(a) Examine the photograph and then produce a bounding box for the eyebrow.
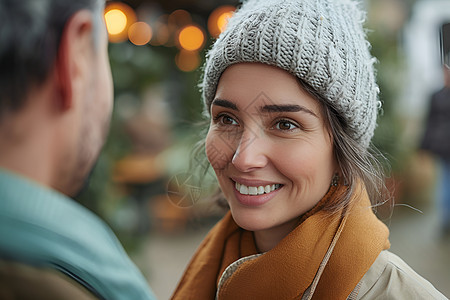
[211,99,318,118]
[211,99,239,111]
[261,104,318,117]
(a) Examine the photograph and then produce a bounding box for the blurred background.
[75,0,450,298]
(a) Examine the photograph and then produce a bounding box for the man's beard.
[73,161,97,200]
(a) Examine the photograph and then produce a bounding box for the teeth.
[235,181,281,195]
[240,185,249,195]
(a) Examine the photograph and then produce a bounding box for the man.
[421,64,450,236]
[0,0,156,298]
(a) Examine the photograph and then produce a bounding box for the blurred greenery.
[366,0,433,206]
[368,21,407,172]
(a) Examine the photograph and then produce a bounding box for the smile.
[235,181,283,195]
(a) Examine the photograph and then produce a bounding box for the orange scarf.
[171,184,390,299]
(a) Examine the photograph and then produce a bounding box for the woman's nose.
[231,129,268,172]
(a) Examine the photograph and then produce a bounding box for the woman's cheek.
[205,130,235,172]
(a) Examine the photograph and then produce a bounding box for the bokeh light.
[151,23,170,46]
[104,2,136,43]
[217,11,234,32]
[207,5,236,38]
[177,25,205,51]
[150,15,171,46]
[175,50,201,72]
[168,10,192,29]
[128,22,152,46]
[105,9,127,34]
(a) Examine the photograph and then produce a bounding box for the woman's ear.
[55,10,95,112]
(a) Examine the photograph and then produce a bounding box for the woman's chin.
[229,209,273,232]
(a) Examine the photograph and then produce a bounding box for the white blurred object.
[402,0,450,119]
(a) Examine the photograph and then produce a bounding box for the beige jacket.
[354,250,447,299]
[218,250,447,299]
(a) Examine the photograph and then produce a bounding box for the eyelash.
[213,113,239,126]
[271,118,300,131]
[212,113,301,132]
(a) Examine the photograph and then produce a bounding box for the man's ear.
[55,10,95,111]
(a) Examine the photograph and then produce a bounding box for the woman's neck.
[253,218,299,252]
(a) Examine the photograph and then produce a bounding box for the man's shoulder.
[0,169,156,300]
[0,168,117,263]
[357,250,447,299]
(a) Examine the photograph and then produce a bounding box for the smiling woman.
[171,0,447,299]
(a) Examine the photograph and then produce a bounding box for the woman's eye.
[275,120,298,131]
[215,114,238,126]
[222,115,237,125]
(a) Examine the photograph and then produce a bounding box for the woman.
[172,0,446,299]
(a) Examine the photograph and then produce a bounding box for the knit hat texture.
[201,0,380,149]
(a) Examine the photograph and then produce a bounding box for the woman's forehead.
[214,63,322,114]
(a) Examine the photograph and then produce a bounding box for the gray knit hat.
[201,0,380,149]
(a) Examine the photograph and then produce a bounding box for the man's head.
[0,0,113,196]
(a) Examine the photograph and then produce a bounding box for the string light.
[168,9,192,29]
[128,22,152,46]
[207,5,235,38]
[175,50,201,72]
[177,25,205,51]
[105,9,127,35]
[104,2,136,43]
